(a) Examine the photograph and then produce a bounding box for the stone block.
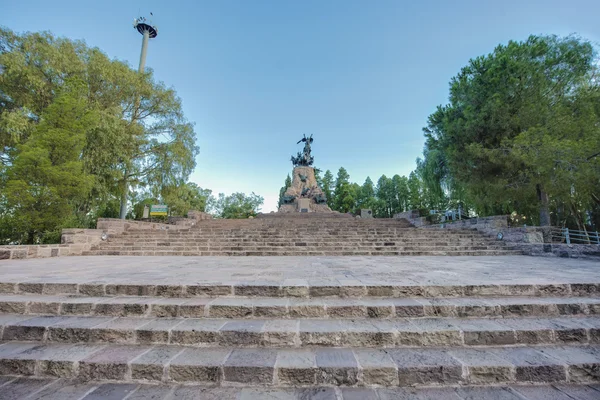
[89,318,150,344]
[388,349,465,386]
[449,348,515,384]
[354,349,398,386]
[315,348,359,386]
[186,285,232,297]
[223,349,277,384]
[47,316,113,343]
[169,348,229,383]
[219,320,265,346]
[275,349,316,385]
[170,319,226,345]
[3,316,66,341]
[79,345,150,380]
[262,320,298,347]
[135,318,181,344]
[491,348,567,383]
[209,298,253,318]
[289,299,326,318]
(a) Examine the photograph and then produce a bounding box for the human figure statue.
[291,134,314,166]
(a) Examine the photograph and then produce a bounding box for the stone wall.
[395,210,599,259]
[96,218,195,235]
[0,212,206,260]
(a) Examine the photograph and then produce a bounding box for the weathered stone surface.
[82,383,139,400]
[491,348,567,383]
[276,349,316,385]
[46,316,113,343]
[169,348,229,382]
[79,345,149,380]
[178,298,211,318]
[341,388,379,400]
[2,316,66,341]
[289,299,326,318]
[209,298,253,318]
[449,348,514,384]
[262,320,298,347]
[388,349,465,386]
[124,385,175,400]
[354,349,398,385]
[457,319,517,346]
[223,349,277,384]
[219,320,265,346]
[456,386,524,400]
[89,318,150,344]
[170,386,240,400]
[536,346,600,383]
[170,319,226,345]
[315,348,358,385]
[130,346,182,381]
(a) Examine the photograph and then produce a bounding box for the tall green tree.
[422,35,599,226]
[2,81,96,243]
[321,170,334,205]
[0,27,199,241]
[277,174,292,208]
[212,192,264,219]
[333,167,355,213]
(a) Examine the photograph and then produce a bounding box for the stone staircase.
[0,278,599,398]
[82,217,522,256]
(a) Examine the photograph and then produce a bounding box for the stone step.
[0,342,598,386]
[1,314,598,348]
[1,379,598,400]
[82,250,524,257]
[2,294,599,319]
[93,245,512,252]
[3,281,597,299]
[105,237,502,244]
[119,232,485,238]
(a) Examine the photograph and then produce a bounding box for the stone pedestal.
[278,166,333,213]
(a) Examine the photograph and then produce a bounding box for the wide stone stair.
[0,279,599,398]
[83,217,522,256]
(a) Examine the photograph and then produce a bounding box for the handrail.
[550,227,600,245]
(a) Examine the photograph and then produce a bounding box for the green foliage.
[277,174,292,208]
[161,182,211,217]
[212,192,264,219]
[2,81,95,243]
[321,170,334,205]
[420,34,600,228]
[332,167,356,213]
[0,27,200,242]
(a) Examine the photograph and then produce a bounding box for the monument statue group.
[279,135,332,213]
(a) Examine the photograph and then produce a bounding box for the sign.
[150,205,168,216]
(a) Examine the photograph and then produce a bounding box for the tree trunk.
[119,177,128,220]
[537,184,550,226]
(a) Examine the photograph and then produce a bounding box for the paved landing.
[0,256,598,286]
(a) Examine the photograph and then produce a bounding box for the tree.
[161,182,211,217]
[421,35,599,226]
[333,167,355,213]
[212,192,264,219]
[321,170,334,206]
[407,171,424,211]
[0,27,199,243]
[2,81,96,243]
[277,174,292,208]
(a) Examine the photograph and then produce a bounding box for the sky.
[3,0,600,212]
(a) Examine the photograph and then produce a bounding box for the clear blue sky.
[3,1,599,212]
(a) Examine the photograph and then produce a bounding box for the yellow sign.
[150,205,168,216]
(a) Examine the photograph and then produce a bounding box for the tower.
[133,15,158,73]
